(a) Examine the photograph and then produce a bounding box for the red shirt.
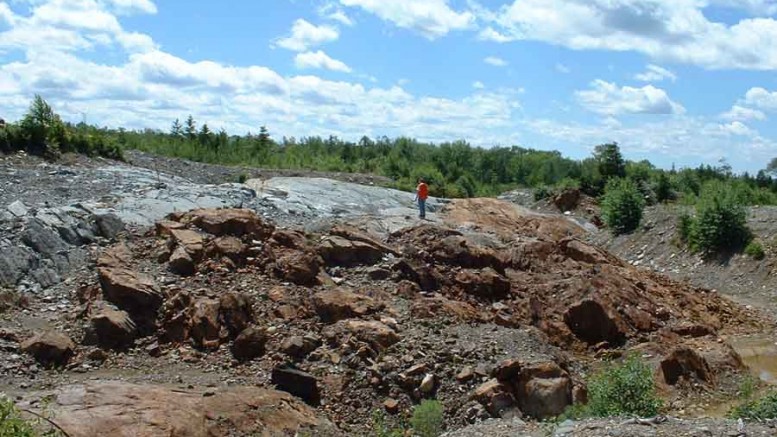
[417,183,428,200]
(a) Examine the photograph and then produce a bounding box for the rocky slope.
[0,152,774,436]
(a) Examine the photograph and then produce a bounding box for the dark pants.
[418,199,426,218]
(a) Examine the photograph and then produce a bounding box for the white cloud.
[100,0,157,15]
[634,64,677,82]
[478,27,512,42]
[294,50,352,73]
[484,56,507,67]
[274,19,339,52]
[555,63,570,74]
[473,81,485,89]
[319,3,354,26]
[339,0,474,39]
[478,0,777,70]
[719,121,756,136]
[575,80,685,116]
[745,87,777,109]
[0,2,17,26]
[721,104,767,121]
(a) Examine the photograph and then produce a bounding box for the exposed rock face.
[93,213,124,240]
[271,366,321,406]
[661,346,714,385]
[98,268,164,334]
[21,331,75,367]
[454,267,511,299]
[18,381,337,437]
[312,288,383,323]
[91,307,137,350]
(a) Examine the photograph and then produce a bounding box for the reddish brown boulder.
[219,292,253,338]
[185,208,274,239]
[21,331,75,367]
[271,249,322,286]
[514,362,572,419]
[455,267,511,299]
[158,290,193,344]
[564,299,627,346]
[189,298,221,350]
[561,238,611,265]
[231,326,267,361]
[471,379,515,416]
[170,229,204,258]
[96,243,132,268]
[318,235,388,266]
[155,219,186,236]
[312,288,383,323]
[281,335,321,359]
[326,320,400,351]
[91,307,137,350]
[208,236,246,263]
[168,247,195,276]
[98,267,164,334]
[553,189,580,212]
[660,345,714,385]
[271,366,320,406]
[19,381,336,437]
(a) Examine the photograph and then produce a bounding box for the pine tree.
[170,119,183,137]
[185,115,196,140]
[594,143,626,181]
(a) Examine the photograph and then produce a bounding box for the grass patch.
[730,391,777,420]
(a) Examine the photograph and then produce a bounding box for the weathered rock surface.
[18,381,337,437]
[98,267,164,333]
[271,366,321,406]
[91,306,137,350]
[231,326,267,361]
[312,288,383,322]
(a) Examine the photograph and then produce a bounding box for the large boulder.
[312,288,383,323]
[169,229,204,259]
[231,326,267,361]
[21,331,75,367]
[660,346,714,385]
[514,362,572,419]
[563,299,627,347]
[93,213,124,240]
[318,235,387,267]
[168,247,195,276]
[326,320,400,351]
[271,249,321,286]
[91,307,137,350]
[18,381,337,437]
[219,292,253,338]
[0,246,34,287]
[96,243,133,268]
[189,298,221,350]
[271,366,321,406]
[552,189,580,212]
[471,379,515,416]
[98,268,164,334]
[184,208,274,239]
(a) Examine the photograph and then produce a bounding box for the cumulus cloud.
[339,0,474,39]
[745,87,777,109]
[484,56,507,67]
[575,80,685,116]
[319,3,354,26]
[473,81,485,89]
[721,104,767,121]
[634,64,677,82]
[294,50,352,73]
[100,0,157,15]
[274,19,339,52]
[476,0,777,70]
[477,27,512,42]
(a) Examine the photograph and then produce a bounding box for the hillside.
[0,151,775,436]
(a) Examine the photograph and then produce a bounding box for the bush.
[0,397,56,437]
[586,355,663,417]
[601,178,645,235]
[678,213,693,244]
[730,391,777,420]
[371,410,404,437]
[745,241,766,260]
[689,181,752,254]
[410,400,444,437]
[534,186,552,201]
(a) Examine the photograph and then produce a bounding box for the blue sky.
[3,1,777,172]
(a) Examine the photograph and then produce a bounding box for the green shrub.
[730,391,777,420]
[678,213,693,244]
[586,355,663,417]
[601,178,646,235]
[654,172,672,203]
[745,241,766,260]
[534,186,552,201]
[410,400,444,437]
[236,173,248,184]
[689,181,752,254]
[0,397,49,437]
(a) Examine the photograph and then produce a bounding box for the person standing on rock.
[415,178,428,219]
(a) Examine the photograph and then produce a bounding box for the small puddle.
[730,334,777,384]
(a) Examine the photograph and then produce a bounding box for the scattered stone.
[456,367,475,383]
[420,373,435,393]
[312,288,383,323]
[94,213,124,240]
[7,200,28,217]
[189,298,221,350]
[384,398,400,414]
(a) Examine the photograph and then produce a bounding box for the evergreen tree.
[170,119,183,137]
[185,115,196,140]
[594,143,626,181]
